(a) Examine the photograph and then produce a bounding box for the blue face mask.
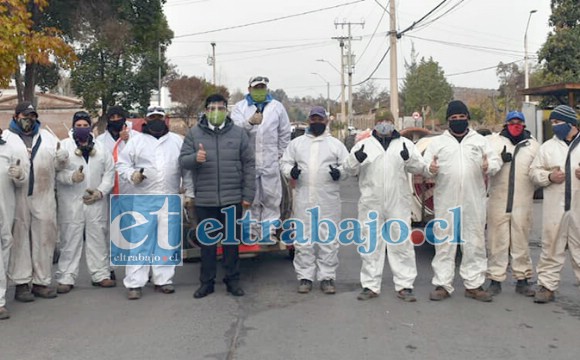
[552,123,572,140]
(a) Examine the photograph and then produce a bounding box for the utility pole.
[334,21,364,128]
[211,42,217,86]
[389,0,399,122]
[158,43,162,106]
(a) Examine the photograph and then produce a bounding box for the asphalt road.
[1,177,579,360]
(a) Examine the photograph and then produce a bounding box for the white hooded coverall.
[116,132,193,289]
[486,132,539,282]
[55,135,115,285]
[280,132,349,281]
[343,134,429,293]
[0,132,28,307]
[96,125,140,195]
[530,134,580,291]
[423,130,501,293]
[231,98,291,236]
[9,128,67,286]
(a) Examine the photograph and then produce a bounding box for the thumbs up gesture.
[501,145,512,163]
[549,166,565,184]
[8,159,23,180]
[131,168,147,185]
[72,165,85,183]
[55,142,69,163]
[196,143,207,163]
[290,162,301,180]
[429,155,439,175]
[328,165,340,181]
[120,124,130,141]
[400,142,410,161]
[354,144,367,164]
[482,154,489,174]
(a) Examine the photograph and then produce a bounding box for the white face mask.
[374,122,394,135]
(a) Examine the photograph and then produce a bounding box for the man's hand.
[429,155,439,175]
[249,112,263,125]
[354,144,367,164]
[549,166,565,184]
[290,162,301,180]
[72,165,85,183]
[82,189,102,205]
[329,165,340,181]
[120,124,130,142]
[196,143,206,163]
[400,142,409,161]
[131,168,146,185]
[8,159,23,180]
[242,200,251,208]
[501,145,512,163]
[55,142,69,163]
[576,163,580,181]
[184,196,195,209]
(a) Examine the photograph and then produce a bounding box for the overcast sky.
[163,0,552,101]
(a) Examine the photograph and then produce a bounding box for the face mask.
[309,123,326,136]
[250,89,268,103]
[552,123,572,141]
[73,127,92,143]
[107,120,126,133]
[18,117,35,132]
[208,110,227,127]
[507,123,524,137]
[449,120,468,134]
[374,122,395,136]
[146,119,168,136]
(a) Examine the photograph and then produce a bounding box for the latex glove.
[549,167,565,184]
[8,159,23,180]
[184,196,195,209]
[501,145,512,163]
[354,144,367,164]
[429,155,439,175]
[82,189,102,205]
[400,142,409,161]
[329,165,340,181]
[249,112,263,125]
[131,168,146,185]
[290,162,301,180]
[55,142,69,163]
[196,144,206,163]
[72,165,85,183]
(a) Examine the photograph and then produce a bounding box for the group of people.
[0,74,578,321]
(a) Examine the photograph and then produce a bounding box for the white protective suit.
[8,128,67,286]
[280,132,349,281]
[0,132,29,307]
[55,134,115,285]
[343,134,429,293]
[116,131,193,289]
[423,130,501,293]
[231,98,291,236]
[486,132,539,282]
[530,133,580,291]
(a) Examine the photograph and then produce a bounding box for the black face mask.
[107,120,126,133]
[449,120,468,134]
[144,119,168,138]
[309,123,326,137]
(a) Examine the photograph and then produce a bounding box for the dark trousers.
[195,204,241,285]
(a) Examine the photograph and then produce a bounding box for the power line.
[406,34,526,57]
[446,59,521,77]
[411,0,467,32]
[170,40,332,59]
[356,1,388,65]
[398,0,450,36]
[353,46,391,86]
[174,0,366,38]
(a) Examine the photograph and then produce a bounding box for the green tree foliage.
[537,0,580,83]
[167,75,229,123]
[352,81,390,115]
[496,62,524,113]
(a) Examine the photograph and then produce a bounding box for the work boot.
[397,288,417,302]
[297,279,313,294]
[486,280,502,296]
[533,286,555,304]
[357,288,379,301]
[515,279,535,297]
[0,306,9,320]
[429,286,450,301]
[110,270,116,281]
[14,284,35,303]
[193,284,214,299]
[57,283,73,294]
[92,278,116,288]
[127,287,142,300]
[32,285,57,299]
[465,287,493,302]
[320,279,336,294]
[154,284,175,294]
[224,280,244,297]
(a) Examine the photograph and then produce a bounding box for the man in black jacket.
[180,94,255,298]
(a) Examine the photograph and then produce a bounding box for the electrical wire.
[446,59,521,77]
[353,46,391,86]
[398,0,450,36]
[356,1,388,65]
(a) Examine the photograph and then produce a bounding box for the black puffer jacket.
[179,116,255,207]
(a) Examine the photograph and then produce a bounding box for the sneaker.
[0,306,9,320]
[515,279,535,297]
[297,279,313,294]
[429,286,450,301]
[534,286,555,304]
[92,278,116,288]
[487,280,502,296]
[397,288,417,302]
[154,284,175,294]
[57,283,74,294]
[320,279,336,294]
[127,287,142,300]
[224,280,244,297]
[31,285,57,299]
[193,284,215,299]
[14,284,35,303]
[357,288,379,300]
[465,287,493,302]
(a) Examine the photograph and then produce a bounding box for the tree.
[0,0,75,99]
[537,0,580,83]
[400,51,453,119]
[352,81,390,115]
[496,61,524,114]
[167,75,229,123]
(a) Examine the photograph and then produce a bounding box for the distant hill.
[453,87,499,107]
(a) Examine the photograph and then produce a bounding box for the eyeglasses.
[249,76,269,84]
[147,106,165,113]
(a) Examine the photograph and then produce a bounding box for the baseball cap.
[248,76,269,87]
[146,106,166,117]
[15,101,38,117]
[505,111,525,123]
[308,106,327,119]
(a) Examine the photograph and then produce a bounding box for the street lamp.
[311,72,331,115]
[317,58,346,124]
[316,59,341,74]
[524,9,537,103]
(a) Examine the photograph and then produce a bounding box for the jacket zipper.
[216,133,221,206]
